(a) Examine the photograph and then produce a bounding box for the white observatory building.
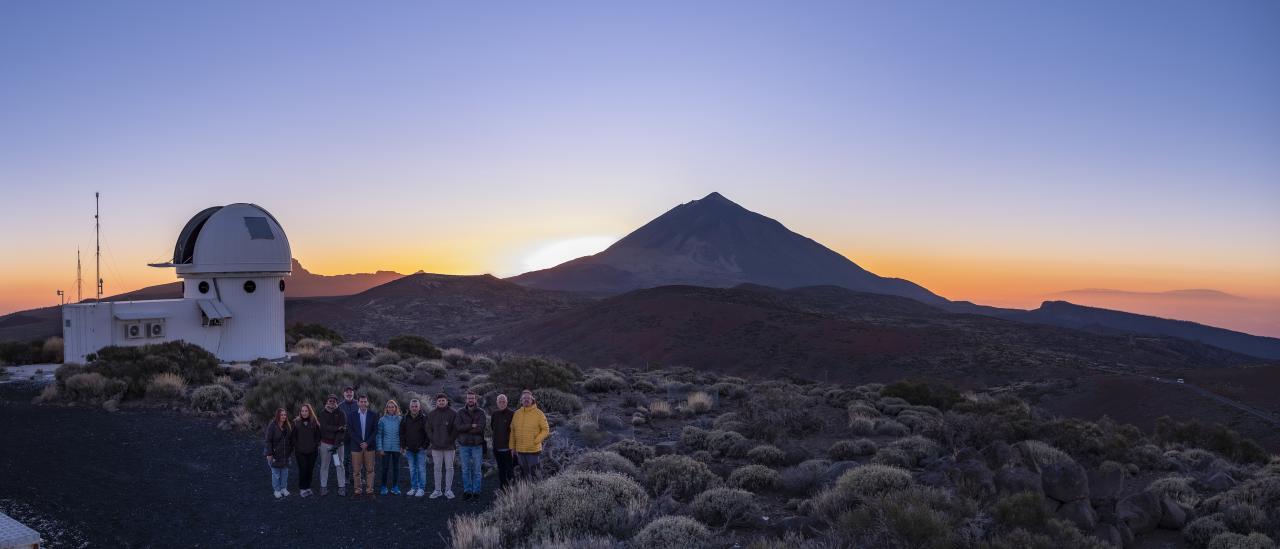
[62,203,292,363]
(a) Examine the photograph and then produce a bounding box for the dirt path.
[0,383,491,548]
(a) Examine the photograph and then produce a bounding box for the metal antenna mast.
[95,192,102,301]
[76,248,83,303]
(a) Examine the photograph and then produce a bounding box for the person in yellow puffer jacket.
[508,390,550,480]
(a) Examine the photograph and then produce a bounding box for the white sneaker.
[273,490,282,499]
[445,490,456,499]
[429,490,443,499]
[417,489,426,497]
[281,489,290,497]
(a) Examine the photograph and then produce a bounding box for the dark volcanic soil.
[0,383,492,548]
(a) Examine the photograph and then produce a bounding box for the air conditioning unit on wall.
[148,321,165,338]
[125,323,143,339]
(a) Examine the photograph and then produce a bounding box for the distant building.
[62,203,292,363]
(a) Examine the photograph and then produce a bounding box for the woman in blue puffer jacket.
[376,400,403,495]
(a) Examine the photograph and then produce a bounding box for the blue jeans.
[270,466,289,492]
[405,450,427,490]
[458,445,484,494]
[380,451,400,489]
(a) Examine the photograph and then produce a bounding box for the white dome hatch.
[157,203,292,275]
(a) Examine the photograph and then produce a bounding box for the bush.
[607,439,654,467]
[729,464,781,493]
[748,444,787,466]
[1222,504,1268,535]
[1156,416,1268,464]
[286,323,343,345]
[371,350,401,366]
[1185,516,1229,548]
[690,488,760,528]
[829,439,878,460]
[740,386,821,442]
[648,400,673,419]
[812,464,915,521]
[993,491,1050,532]
[631,516,711,549]
[880,379,962,411]
[244,365,406,421]
[190,384,235,412]
[455,472,648,546]
[644,455,722,501]
[489,356,580,391]
[0,337,63,365]
[442,348,471,367]
[874,418,911,437]
[533,388,584,415]
[872,447,914,468]
[781,459,831,496]
[709,382,747,400]
[886,435,942,466]
[849,417,876,436]
[706,429,748,457]
[87,341,219,399]
[63,373,123,401]
[145,372,187,399]
[835,485,975,549]
[686,391,714,413]
[375,364,410,381]
[1207,533,1276,549]
[1150,476,1201,507]
[569,451,639,479]
[583,372,626,393]
[386,334,441,359]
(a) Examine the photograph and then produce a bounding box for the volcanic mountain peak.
[510,192,942,302]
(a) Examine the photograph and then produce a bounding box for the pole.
[76,248,82,303]
[95,192,102,301]
[57,290,64,306]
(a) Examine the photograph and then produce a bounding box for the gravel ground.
[0,383,494,548]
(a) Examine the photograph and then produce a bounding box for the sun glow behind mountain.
[521,236,617,273]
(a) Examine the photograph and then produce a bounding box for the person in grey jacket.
[425,393,458,499]
[454,390,488,501]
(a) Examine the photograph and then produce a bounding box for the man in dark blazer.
[347,395,379,500]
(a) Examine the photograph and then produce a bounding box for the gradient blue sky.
[2,1,1277,330]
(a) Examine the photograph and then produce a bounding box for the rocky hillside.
[482,284,1257,386]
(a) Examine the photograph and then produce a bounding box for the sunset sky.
[1,2,1277,335]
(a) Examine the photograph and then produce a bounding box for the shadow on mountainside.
[0,383,488,548]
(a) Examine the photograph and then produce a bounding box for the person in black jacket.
[264,408,293,499]
[426,393,458,499]
[400,398,430,497]
[454,390,488,501]
[317,394,348,497]
[292,403,322,497]
[489,393,516,491]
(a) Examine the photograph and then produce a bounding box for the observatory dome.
[169,203,292,275]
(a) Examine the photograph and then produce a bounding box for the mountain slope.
[286,273,589,344]
[1000,301,1280,360]
[510,192,942,303]
[482,284,1256,385]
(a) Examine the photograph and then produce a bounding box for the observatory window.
[279,280,286,292]
[198,281,210,294]
[243,217,275,240]
[244,280,256,293]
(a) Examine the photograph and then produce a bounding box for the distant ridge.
[510,192,942,303]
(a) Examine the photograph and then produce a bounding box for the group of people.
[263,386,550,501]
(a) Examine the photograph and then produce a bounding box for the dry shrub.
[449,514,501,549]
[35,384,59,403]
[829,439,877,460]
[145,372,187,399]
[631,516,711,549]
[190,384,235,412]
[442,347,471,367]
[872,447,913,468]
[371,350,401,366]
[781,459,831,496]
[1150,476,1201,507]
[570,451,639,479]
[643,455,722,501]
[648,400,673,419]
[729,464,781,493]
[64,372,122,401]
[454,472,648,546]
[583,372,626,393]
[874,418,910,437]
[811,464,914,522]
[686,391,714,414]
[836,485,976,549]
[849,417,876,436]
[533,388,584,415]
[375,364,409,381]
[748,445,787,466]
[690,487,760,528]
[606,439,654,467]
